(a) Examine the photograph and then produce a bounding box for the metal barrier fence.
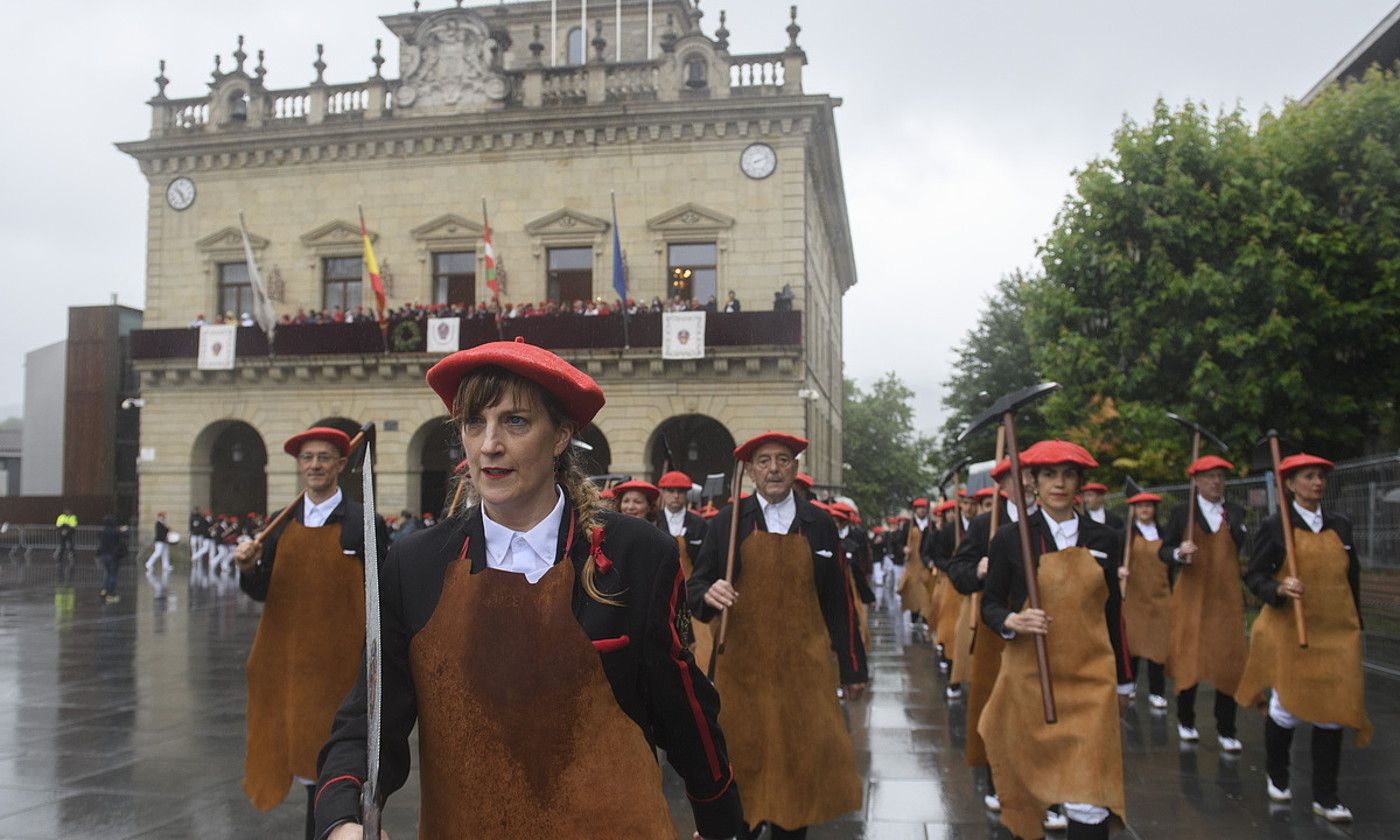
[0,524,108,556]
[1110,452,1400,676]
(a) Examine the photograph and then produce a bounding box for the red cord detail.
[667,567,723,779]
[589,526,612,574]
[686,767,736,803]
[314,775,363,809]
[455,535,470,565]
[590,634,630,653]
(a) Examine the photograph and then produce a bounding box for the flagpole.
[551,0,558,66]
[358,203,389,353]
[237,209,277,355]
[615,0,622,62]
[611,190,629,349]
[582,0,587,59]
[647,0,654,60]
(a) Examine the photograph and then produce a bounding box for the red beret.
[657,470,693,490]
[1187,455,1234,476]
[911,497,929,508]
[613,480,659,502]
[425,337,605,429]
[990,457,1012,480]
[830,501,857,521]
[1279,453,1334,476]
[811,499,834,515]
[972,486,995,499]
[599,487,616,499]
[957,488,967,498]
[283,426,351,458]
[700,504,720,519]
[885,516,899,524]
[734,432,808,462]
[1126,492,1162,505]
[1020,440,1098,469]
[933,500,956,515]
[1082,482,1108,493]
[795,472,815,488]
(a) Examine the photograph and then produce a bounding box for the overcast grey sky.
[1,0,1393,431]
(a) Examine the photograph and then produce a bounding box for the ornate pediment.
[524,208,611,237]
[300,219,373,253]
[395,9,509,114]
[646,203,735,234]
[196,226,269,255]
[410,213,483,245]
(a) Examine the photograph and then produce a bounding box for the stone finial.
[313,43,326,84]
[372,38,385,78]
[153,59,169,99]
[211,54,223,83]
[233,35,247,73]
[690,0,704,27]
[412,0,420,10]
[591,19,607,63]
[528,24,545,65]
[786,5,802,50]
[455,0,463,6]
[660,13,678,53]
[715,10,729,52]
[255,49,267,79]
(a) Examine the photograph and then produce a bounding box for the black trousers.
[745,823,807,839]
[1131,656,1166,697]
[1177,683,1237,737]
[1265,717,1344,808]
[305,783,316,840]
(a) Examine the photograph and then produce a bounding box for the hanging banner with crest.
[197,324,237,370]
[662,311,706,360]
[426,316,460,353]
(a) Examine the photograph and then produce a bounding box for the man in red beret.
[689,431,866,839]
[1080,482,1123,530]
[1159,455,1248,752]
[232,426,387,838]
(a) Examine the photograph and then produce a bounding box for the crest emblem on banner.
[198,324,237,370]
[427,316,461,353]
[663,311,706,360]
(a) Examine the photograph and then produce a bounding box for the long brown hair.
[451,366,616,604]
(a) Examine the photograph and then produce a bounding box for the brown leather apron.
[897,528,931,618]
[1236,528,1372,746]
[1167,523,1246,693]
[677,533,715,669]
[409,551,674,838]
[963,621,1004,768]
[244,521,365,810]
[980,547,1126,838]
[1123,536,1170,664]
[948,594,977,684]
[715,530,862,829]
[934,575,964,650]
[847,566,871,648]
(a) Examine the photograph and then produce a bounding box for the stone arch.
[312,416,364,504]
[406,416,461,518]
[190,420,268,517]
[574,425,612,477]
[645,414,735,487]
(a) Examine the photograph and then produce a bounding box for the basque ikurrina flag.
[482,198,500,301]
[358,205,388,323]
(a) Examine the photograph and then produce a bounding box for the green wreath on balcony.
[390,319,423,352]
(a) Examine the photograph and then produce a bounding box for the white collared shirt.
[1087,507,1106,524]
[665,506,687,537]
[961,516,970,531]
[1136,522,1160,541]
[1046,512,1080,551]
[1293,501,1323,533]
[757,490,796,534]
[914,516,929,532]
[482,487,566,584]
[1199,496,1225,533]
[838,524,850,539]
[302,488,344,528]
[1006,501,1036,524]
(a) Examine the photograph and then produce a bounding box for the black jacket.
[981,510,1132,684]
[316,503,743,840]
[841,525,876,605]
[154,519,170,543]
[885,523,907,565]
[657,508,709,557]
[1245,508,1361,622]
[945,501,1012,596]
[686,494,868,685]
[1158,497,1247,568]
[1085,508,1124,532]
[239,494,389,602]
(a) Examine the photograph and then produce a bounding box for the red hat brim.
[283,426,352,458]
[734,432,808,462]
[425,338,605,429]
[795,472,815,488]
[1020,440,1099,469]
[829,502,856,521]
[612,480,660,502]
[1187,455,1234,476]
[990,457,1012,480]
[1082,482,1108,493]
[1126,492,1162,505]
[657,470,693,490]
[972,487,995,499]
[911,498,929,508]
[1278,453,1334,476]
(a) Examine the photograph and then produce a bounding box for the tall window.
[566,27,584,65]
[218,262,252,318]
[323,256,362,311]
[547,247,593,304]
[433,251,476,306]
[668,243,717,305]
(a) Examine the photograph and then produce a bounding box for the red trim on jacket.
[839,553,860,673]
[666,567,724,781]
[686,768,737,803]
[590,634,630,653]
[314,775,362,809]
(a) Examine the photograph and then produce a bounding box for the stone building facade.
[118,0,856,523]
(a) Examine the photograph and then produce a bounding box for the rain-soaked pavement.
[1,551,1398,839]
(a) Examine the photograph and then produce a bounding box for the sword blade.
[361,442,383,838]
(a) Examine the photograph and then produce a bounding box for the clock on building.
[740,143,777,179]
[166,176,196,211]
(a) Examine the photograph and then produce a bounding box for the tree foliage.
[843,373,936,520]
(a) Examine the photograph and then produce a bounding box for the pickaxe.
[250,422,374,551]
[958,382,1060,724]
[1165,412,1229,552]
[969,425,1007,632]
[1255,430,1309,649]
[1119,475,1145,598]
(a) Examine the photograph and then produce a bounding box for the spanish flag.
[358,205,388,323]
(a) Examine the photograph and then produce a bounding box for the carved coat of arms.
[397,10,509,111]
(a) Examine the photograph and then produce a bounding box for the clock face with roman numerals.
[740,143,777,179]
[166,177,196,211]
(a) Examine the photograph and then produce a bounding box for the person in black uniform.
[657,470,709,556]
[315,340,743,840]
[1080,482,1123,531]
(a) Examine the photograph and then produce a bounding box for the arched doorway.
[312,416,364,504]
[193,421,267,517]
[647,414,735,487]
[574,425,612,477]
[408,417,461,519]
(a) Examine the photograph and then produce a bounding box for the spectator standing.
[146,512,172,571]
[97,515,129,604]
[54,508,78,563]
[723,290,741,313]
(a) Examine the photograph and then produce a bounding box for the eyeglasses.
[752,454,795,470]
[297,452,341,465]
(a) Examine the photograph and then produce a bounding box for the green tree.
[1026,70,1400,483]
[843,373,936,520]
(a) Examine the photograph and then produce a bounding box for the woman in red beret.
[1235,454,1369,823]
[979,440,1131,840]
[614,479,661,523]
[315,340,742,840]
[1121,493,1170,710]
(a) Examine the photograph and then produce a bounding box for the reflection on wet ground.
[1,554,1397,838]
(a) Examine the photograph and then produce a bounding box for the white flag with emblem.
[427,316,460,353]
[197,324,237,370]
[662,310,706,360]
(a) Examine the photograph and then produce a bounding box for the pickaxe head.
[938,455,976,491]
[1250,429,1300,472]
[1123,474,1145,499]
[1165,412,1229,454]
[957,382,1060,443]
[349,422,377,471]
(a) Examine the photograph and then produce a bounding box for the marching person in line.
[189,508,209,563]
[232,425,387,839]
[1159,455,1248,752]
[831,501,875,649]
[980,440,1132,840]
[658,470,712,663]
[794,471,815,501]
[1121,492,1171,710]
[897,498,935,632]
[146,512,172,572]
[690,431,867,840]
[614,478,661,523]
[1235,454,1370,823]
[1080,482,1123,530]
[926,498,973,698]
[316,339,743,839]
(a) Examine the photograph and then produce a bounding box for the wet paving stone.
[0,557,1397,838]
